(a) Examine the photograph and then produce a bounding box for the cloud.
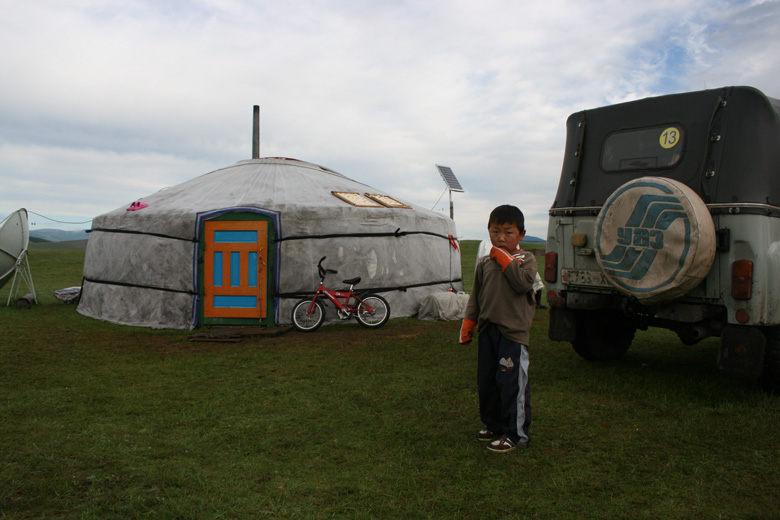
[0,141,221,218]
[0,0,778,238]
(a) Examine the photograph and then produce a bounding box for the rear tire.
[572,310,635,361]
[760,327,780,394]
[676,327,702,346]
[292,299,325,332]
[355,295,390,328]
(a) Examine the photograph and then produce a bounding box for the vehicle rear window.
[601,125,684,172]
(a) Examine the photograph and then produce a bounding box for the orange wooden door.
[203,220,268,319]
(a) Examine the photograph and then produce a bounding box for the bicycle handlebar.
[317,256,338,280]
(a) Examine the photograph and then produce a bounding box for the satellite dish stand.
[7,251,37,306]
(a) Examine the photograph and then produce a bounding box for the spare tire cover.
[595,177,716,304]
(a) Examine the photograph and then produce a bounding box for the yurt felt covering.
[78,158,463,329]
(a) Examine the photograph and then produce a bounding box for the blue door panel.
[214,230,258,243]
[213,295,258,308]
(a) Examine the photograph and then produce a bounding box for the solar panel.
[436,165,464,192]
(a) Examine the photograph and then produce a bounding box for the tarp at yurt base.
[78,158,464,329]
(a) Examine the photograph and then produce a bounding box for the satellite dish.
[0,208,37,305]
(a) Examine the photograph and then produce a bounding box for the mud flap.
[718,325,766,379]
[549,308,577,342]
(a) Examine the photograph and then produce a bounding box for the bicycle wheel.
[355,294,390,328]
[292,299,325,332]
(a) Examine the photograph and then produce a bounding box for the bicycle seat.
[343,277,361,285]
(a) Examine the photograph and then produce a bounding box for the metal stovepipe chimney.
[252,105,260,159]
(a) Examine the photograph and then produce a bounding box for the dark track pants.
[477,323,531,445]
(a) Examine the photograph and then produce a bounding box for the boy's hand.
[459,318,476,344]
[489,246,522,272]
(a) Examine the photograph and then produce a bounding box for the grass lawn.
[0,244,778,519]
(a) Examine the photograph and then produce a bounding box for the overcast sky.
[1,0,779,239]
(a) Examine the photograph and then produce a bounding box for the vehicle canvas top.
[550,86,780,215]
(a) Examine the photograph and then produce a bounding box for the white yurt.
[77,157,463,329]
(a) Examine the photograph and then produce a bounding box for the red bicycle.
[291,256,390,332]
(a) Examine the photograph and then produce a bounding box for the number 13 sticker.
[659,127,681,149]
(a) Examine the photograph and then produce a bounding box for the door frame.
[196,209,279,327]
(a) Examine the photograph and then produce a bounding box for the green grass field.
[1,244,778,519]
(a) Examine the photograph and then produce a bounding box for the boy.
[459,205,537,453]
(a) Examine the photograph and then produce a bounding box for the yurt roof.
[91,157,437,241]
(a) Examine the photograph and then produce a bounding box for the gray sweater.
[465,250,537,345]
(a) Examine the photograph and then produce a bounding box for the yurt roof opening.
[77,110,464,329]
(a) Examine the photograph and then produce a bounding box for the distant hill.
[30,239,88,251]
[29,229,90,242]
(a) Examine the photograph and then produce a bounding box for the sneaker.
[487,435,526,453]
[476,429,500,442]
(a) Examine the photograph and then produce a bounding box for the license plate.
[561,269,610,287]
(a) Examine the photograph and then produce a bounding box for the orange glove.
[459,318,476,345]
[489,246,522,272]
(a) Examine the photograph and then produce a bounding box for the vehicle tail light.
[731,260,753,300]
[544,252,558,283]
[547,290,566,308]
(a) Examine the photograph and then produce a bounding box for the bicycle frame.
[304,281,375,320]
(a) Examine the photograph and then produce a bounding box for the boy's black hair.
[488,204,525,231]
